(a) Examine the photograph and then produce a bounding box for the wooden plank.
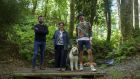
[13,67,106,77]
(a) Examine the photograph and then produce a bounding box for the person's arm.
[34,25,44,33]
[87,22,92,40]
[76,25,78,38]
[86,22,93,45]
[42,25,49,35]
[76,24,79,43]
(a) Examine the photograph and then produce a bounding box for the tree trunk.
[69,0,75,38]
[120,0,134,41]
[134,0,139,31]
[90,0,97,27]
[32,0,38,15]
[117,0,121,29]
[104,0,111,42]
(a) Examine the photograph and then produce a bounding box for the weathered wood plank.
[13,67,106,77]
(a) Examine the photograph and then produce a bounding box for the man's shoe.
[79,64,83,71]
[32,67,36,71]
[90,65,96,72]
[40,65,46,70]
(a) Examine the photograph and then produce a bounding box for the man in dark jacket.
[32,16,49,70]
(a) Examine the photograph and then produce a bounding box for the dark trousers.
[55,45,67,68]
[32,41,46,68]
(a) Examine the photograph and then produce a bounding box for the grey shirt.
[76,21,92,39]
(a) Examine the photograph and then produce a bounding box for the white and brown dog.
[69,46,79,71]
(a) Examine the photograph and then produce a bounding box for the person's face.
[38,17,44,24]
[79,15,84,22]
[59,23,64,29]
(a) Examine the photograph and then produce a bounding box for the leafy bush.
[14,16,35,61]
[92,30,138,63]
[107,38,137,63]
[92,38,113,59]
[14,16,57,61]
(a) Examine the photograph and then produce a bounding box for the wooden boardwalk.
[13,67,106,78]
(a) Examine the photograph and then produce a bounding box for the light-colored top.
[77,21,92,41]
[57,31,64,45]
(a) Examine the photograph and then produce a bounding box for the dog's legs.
[75,57,78,70]
[70,59,74,71]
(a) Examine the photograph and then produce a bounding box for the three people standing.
[32,13,96,71]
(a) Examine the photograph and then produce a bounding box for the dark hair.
[77,12,84,19]
[58,22,65,26]
[38,15,43,20]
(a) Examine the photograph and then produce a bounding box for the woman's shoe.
[57,68,61,71]
[61,68,65,72]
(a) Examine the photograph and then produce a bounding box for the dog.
[69,46,79,71]
[84,62,97,67]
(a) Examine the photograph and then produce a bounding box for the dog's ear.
[74,44,78,48]
[72,44,77,47]
[72,45,74,47]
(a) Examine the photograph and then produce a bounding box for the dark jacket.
[34,24,49,42]
[53,30,69,50]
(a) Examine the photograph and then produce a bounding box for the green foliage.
[95,0,106,26]
[92,29,138,63]
[14,16,35,61]
[92,26,139,63]
[107,38,137,63]
[40,0,68,26]
[75,0,98,24]
[46,26,57,52]
[0,0,30,25]
[92,38,113,59]
[13,16,57,61]
[0,0,30,40]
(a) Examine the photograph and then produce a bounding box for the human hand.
[89,37,92,45]
[90,40,92,45]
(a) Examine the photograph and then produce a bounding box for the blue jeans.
[32,41,46,68]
